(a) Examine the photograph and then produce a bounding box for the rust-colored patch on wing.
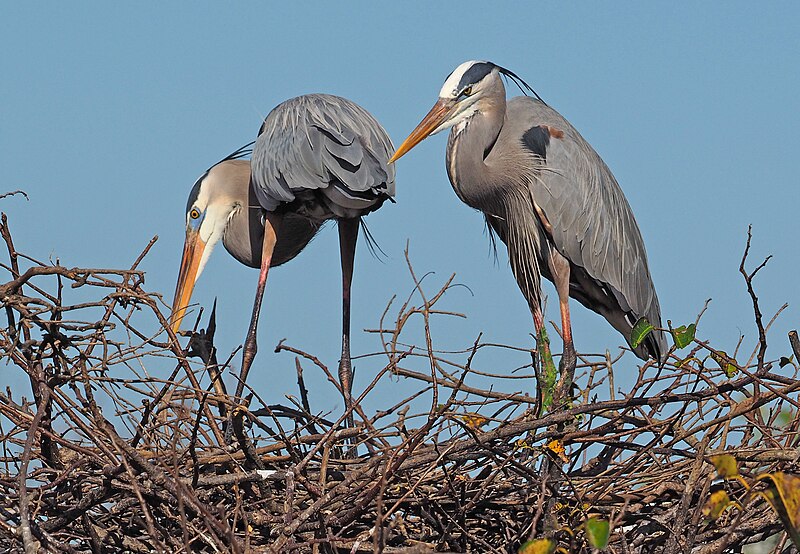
[545,126,564,139]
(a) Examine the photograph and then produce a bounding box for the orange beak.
[171,228,206,334]
[389,98,455,163]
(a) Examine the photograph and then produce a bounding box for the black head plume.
[188,141,256,211]
[219,141,255,164]
[494,64,547,105]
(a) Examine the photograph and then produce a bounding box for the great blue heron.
[390,61,666,398]
[173,94,395,416]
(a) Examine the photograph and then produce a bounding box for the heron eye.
[190,208,201,220]
[461,86,473,97]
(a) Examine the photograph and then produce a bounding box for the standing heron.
[173,94,395,418]
[390,61,666,399]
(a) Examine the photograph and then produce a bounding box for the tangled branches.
[0,213,798,553]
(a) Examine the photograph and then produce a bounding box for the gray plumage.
[191,158,322,269]
[251,94,395,219]
[172,94,395,432]
[392,60,666,362]
[462,96,665,359]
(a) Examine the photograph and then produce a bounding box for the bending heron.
[390,61,665,398]
[173,94,395,417]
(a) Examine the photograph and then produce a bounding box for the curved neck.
[443,88,546,310]
[222,186,263,269]
[445,93,506,209]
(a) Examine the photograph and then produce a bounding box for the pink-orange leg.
[234,211,283,403]
[549,250,576,402]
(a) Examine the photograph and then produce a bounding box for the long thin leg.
[234,211,283,403]
[337,217,359,428]
[548,249,576,403]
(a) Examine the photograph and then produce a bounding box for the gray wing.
[508,97,666,358]
[251,94,395,219]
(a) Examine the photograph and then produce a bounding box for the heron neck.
[446,94,506,209]
[222,193,263,269]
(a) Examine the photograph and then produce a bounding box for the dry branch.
[0,214,797,553]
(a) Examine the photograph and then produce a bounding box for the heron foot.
[337,356,355,425]
[338,352,360,460]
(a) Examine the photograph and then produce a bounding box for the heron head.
[390,60,503,162]
[171,159,249,333]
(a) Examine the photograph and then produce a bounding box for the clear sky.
[1,4,798,413]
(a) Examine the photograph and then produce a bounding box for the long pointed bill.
[389,98,454,163]
[171,229,206,334]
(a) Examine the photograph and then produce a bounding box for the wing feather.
[508,97,666,356]
[251,94,395,218]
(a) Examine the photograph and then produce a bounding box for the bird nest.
[0,214,798,553]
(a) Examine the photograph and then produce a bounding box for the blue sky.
[1,4,797,413]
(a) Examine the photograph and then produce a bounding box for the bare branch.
[0,217,796,553]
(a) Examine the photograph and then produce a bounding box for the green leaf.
[630,317,655,349]
[779,356,793,368]
[670,323,696,349]
[536,326,557,411]
[710,350,739,378]
[585,517,610,549]
[776,410,793,427]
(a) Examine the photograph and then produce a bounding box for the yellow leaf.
[519,538,556,554]
[459,412,488,430]
[515,439,533,451]
[677,356,701,369]
[546,439,569,464]
[702,490,736,520]
[757,472,800,548]
[710,454,739,479]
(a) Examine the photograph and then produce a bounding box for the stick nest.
[0,216,798,553]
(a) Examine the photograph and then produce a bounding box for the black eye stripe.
[456,62,494,91]
[186,172,207,213]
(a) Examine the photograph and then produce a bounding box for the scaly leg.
[548,249,576,404]
[337,217,359,429]
[234,211,283,403]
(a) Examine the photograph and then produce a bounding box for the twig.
[17,366,51,554]
[739,225,771,371]
[0,191,29,201]
[0,228,797,552]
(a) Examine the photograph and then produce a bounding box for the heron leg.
[235,211,283,403]
[548,249,576,404]
[337,217,359,429]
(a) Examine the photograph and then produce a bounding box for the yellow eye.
[190,208,201,220]
[462,86,473,96]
